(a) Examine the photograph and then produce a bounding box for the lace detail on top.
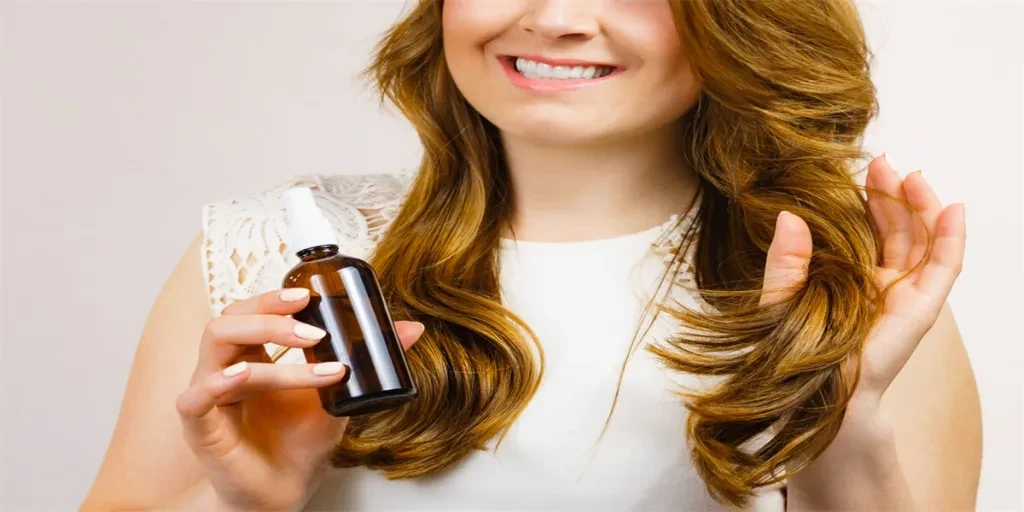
[201,171,702,318]
[647,197,711,314]
[201,171,415,317]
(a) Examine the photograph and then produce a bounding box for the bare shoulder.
[881,303,982,509]
[83,233,213,509]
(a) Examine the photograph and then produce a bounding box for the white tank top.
[201,172,785,511]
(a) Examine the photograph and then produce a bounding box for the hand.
[759,154,966,405]
[175,288,425,511]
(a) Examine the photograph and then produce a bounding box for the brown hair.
[333,0,881,505]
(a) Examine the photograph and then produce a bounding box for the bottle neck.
[296,244,339,261]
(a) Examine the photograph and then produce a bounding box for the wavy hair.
[332,0,882,505]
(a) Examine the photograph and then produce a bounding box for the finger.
[176,361,252,445]
[199,314,327,372]
[395,321,426,351]
[760,211,812,306]
[901,171,944,275]
[915,204,966,303]
[229,361,348,395]
[221,288,311,316]
[873,154,915,270]
[864,162,890,242]
[177,361,348,445]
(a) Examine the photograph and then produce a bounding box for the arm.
[81,235,214,510]
[761,157,980,510]
[785,304,982,511]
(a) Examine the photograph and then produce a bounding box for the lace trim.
[202,171,702,318]
[201,170,415,317]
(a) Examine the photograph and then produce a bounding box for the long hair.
[333,0,882,505]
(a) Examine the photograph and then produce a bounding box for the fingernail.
[294,323,327,340]
[882,153,902,177]
[413,321,425,334]
[312,362,344,376]
[223,361,248,377]
[279,288,309,302]
[882,152,895,168]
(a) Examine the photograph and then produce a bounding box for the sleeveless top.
[201,172,785,511]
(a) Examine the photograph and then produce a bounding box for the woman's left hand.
[759,153,967,405]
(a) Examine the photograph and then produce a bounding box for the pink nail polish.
[223,361,248,377]
[883,153,902,177]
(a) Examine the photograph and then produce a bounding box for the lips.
[499,55,624,92]
[512,57,617,80]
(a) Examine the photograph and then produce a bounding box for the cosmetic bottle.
[281,187,417,416]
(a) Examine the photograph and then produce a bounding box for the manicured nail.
[294,323,327,340]
[312,362,344,376]
[223,361,248,377]
[882,153,902,176]
[279,288,309,302]
[882,152,895,168]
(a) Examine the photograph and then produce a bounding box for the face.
[442,0,701,146]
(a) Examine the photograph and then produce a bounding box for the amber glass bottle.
[281,187,417,417]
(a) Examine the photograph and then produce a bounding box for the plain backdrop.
[1,1,1021,510]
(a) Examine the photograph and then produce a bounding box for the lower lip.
[500,58,621,92]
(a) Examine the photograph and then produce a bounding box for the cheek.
[441,1,484,91]
[616,2,698,99]
[617,1,687,69]
[442,0,525,102]
[442,0,516,67]
[442,0,522,39]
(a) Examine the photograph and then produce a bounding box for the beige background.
[1,1,1021,510]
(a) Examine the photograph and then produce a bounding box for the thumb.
[760,211,813,306]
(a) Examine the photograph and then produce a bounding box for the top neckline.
[498,206,699,257]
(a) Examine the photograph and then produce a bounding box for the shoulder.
[201,170,415,316]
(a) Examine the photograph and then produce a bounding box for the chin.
[493,113,628,146]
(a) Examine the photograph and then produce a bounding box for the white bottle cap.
[283,187,339,253]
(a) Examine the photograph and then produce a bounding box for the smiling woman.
[80,0,982,511]
[444,0,699,144]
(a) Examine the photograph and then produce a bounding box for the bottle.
[281,187,417,417]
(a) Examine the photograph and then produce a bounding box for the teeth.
[514,58,614,80]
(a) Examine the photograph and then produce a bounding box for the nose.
[519,0,600,41]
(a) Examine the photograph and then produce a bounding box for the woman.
[82,0,982,510]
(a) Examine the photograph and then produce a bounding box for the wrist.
[841,392,896,445]
[786,395,914,510]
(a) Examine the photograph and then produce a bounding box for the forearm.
[80,480,222,512]
[786,401,915,511]
[162,480,233,511]
[166,480,315,512]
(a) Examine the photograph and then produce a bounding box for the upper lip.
[505,54,621,69]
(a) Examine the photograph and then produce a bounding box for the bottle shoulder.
[282,252,374,286]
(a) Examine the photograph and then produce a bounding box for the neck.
[500,123,698,242]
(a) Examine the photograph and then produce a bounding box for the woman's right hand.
[175,288,424,511]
